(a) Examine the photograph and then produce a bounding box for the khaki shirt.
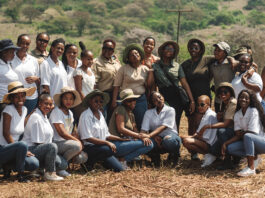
[92,55,121,92]
[114,64,149,95]
[30,48,49,65]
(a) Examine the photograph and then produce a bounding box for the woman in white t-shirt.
[62,44,82,89]
[140,91,181,167]
[50,87,87,166]
[40,38,67,98]
[22,94,68,181]
[0,81,38,182]
[11,34,40,114]
[223,90,265,177]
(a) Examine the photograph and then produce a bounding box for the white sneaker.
[57,170,71,177]
[254,157,261,169]
[44,172,64,181]
[201,153,216,168]
[237,167,256,177]
[120,161,130,170]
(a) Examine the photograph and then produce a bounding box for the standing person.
[0,39,19,115]
[223,90,265,176]
[11,34,40,114]
[0,81,39,182]
[141,36,159,69]
[50,87,87,166]
[151,41,195,129]
[112,44,153,130]
[40,38,67,98]
[22,94,68,181]
[31,33,50,65]
[92,39,121,120]
[62,44,81,89]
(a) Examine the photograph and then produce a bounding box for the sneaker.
[254,157,261,169]
[237,167,256,177]
[120,161,130,170]
[191,153,200,161]
[201,154,216,168]
[44,172,64,181]
[57,170,71,177]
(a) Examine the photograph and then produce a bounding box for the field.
[1,116,265,198]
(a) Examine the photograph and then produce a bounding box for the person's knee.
[25,156,39,171]
[17,141,28,152]
[47,143,58,155]
[162,135,180,151]
[243,133,253,142]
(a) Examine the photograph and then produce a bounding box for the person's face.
[214,46,226,60]
[51,43,64,58]
[238,91,250,109]
[18,36,31,53]
[102,42,114,59]
[89,95,104,112]
[61,92,75,109]
[81,51,94,67]
[218,87,231,103]
[36,34,49,52]
[66,46,78,63]
[143,38,155,54]
[197,97,209,114]
[152,92,164,109]
[239,55,251,73]
[188,42,201,58]
[10,92,26,108]
[163,44,175,59]
[128,49,141,66]
[247,49,252,55]
[39,97,53,115]
[123,98,137,111]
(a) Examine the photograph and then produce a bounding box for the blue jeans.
[24,97,38,115]
[261,100,265,112]
[0,141,27,172]
[112,140,154,162]
[133,94,147,130]
[83,144,124,172]
[209,128,234,157]
[228,133,265,157]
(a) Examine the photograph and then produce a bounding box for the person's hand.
[235,130,244,138]
[107,142,117,153]
[139,133,150,139]
[110,102,117,112]
[154,136,162,148]
[142,138,152,146]
[221,143,227,156]
[26,151,35,157]
[241,73,249,85]
[25,76,39,84]
[247,67,255,77]
[78,140,84,150]
[198,125,209,136]
[217,112,224,122]
[189,102,195,114]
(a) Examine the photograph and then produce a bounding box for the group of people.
[0,32,265,182]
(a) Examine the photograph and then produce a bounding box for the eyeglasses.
[219,90,229,95]
[164,46,174,52]
[197,103,206,107]
[38,39,49,44]
[102,47,114,52]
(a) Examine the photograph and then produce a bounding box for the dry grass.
[1,115,265,198]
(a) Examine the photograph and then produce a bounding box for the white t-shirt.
[232,72,263,102]
[73,67,95,96]
[141,105,178,137]
[49,107,74,142]
[78,108,110,145]
[0,105,27,145]
[22,108,54,146]
[0,59,19,101]
[40,56,67,97]
[66,59,82,89]
[11,53,39,100]
[234,107,264,136]
[196,108,218,146]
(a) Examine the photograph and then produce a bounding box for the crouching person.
[182,95,218,167]
[140,91,181,167]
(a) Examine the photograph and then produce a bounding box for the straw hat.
[117,89,140,103]
[216,82,235,98]
[2,81,36,104]
[158,41,179,58]
[53,87,82,108]
[82,89,110,108]
[122,43,145,64]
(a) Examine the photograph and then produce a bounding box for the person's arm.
[221,131,241,156]
[180,77,195,114]
[53,123,81,142]
[227,56,239,71]
[42,85,50,94]
[85,137,116,152]
[148,125,167,138]
[111,86,119,111]
[198,119,233,136]
[241,73,261,92]
[74,75,85,100]
[106,135,128,141]
[2,113,14,143]
[146,69,155,92]
[260,66,265,98]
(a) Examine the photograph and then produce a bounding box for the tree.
[73,11,89,36]
[5,8,19,22]
[22,6,41,23]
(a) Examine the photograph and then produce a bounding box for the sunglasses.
[197,103,206,107]
[219,89,229,95]
[38,38,49,44]
[103,47,114,51]
[164,46,175,52]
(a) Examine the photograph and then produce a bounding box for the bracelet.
[148,69,154,72]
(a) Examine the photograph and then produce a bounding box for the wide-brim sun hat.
[2,81,36,104]
[82,89,110,108]
[158,41,179,58]
[187,38,205,56]
[0,39,20,52]
[216,82,235,98]
[122,43,145,64]
[53,87,82,108]
[117,89,140,103]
